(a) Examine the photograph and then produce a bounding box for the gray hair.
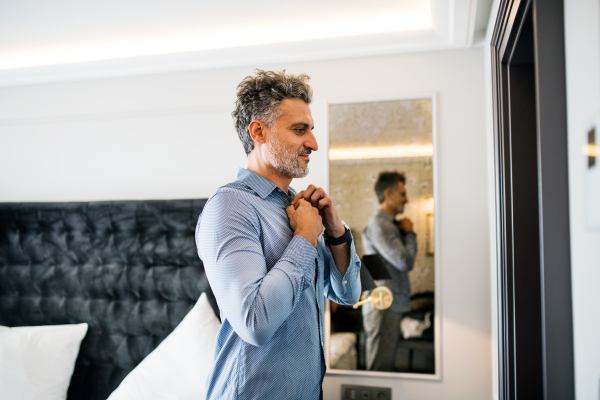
[232,69,313,155]
[375,171,406,204]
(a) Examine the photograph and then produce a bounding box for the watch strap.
[324,226,352,245]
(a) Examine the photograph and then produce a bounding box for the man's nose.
[305,130,319,151]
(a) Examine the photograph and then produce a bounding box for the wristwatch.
[324,221,352,245]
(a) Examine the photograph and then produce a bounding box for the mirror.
[326,97,437,376]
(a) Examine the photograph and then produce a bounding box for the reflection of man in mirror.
[196,70,362,399]
[362,171,417,371]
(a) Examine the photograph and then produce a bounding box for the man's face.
[388,181,409,214]
[265,98,318,179]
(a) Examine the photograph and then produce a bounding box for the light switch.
[586,125,600,229]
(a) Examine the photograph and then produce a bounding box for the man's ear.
[248,120,268,146]
[383,188,392,202]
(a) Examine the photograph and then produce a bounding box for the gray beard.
[266,132,310,179]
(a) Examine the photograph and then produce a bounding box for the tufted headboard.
[0,199,217,400]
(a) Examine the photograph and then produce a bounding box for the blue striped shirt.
[196,168,361,400]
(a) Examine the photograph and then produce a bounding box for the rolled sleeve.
[321,233,362,305]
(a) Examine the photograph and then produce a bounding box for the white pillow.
[108,293,221,400]
[330,332,357,370]
[0,323,88,400]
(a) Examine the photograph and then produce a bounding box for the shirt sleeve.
[196,191,317,347]
[366,220,418,272]
[320,232,362,306]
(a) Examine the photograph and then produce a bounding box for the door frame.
[490,0,575,399]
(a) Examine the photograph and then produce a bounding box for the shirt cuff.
[279,235,318,291]
[324,232,361,292]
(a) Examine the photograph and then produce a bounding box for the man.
[195,70,361,399]
[362,171,417,371]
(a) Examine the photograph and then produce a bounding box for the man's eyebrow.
[289,122,315,130]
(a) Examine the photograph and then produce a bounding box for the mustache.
[298,149,312,155]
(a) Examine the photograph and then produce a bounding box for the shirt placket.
[278,187,326,380]
[315,254,326,381]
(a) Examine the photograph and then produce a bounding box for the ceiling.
[0,0,493,87]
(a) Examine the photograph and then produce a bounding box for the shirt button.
[343,280,348,284]
[321,341,324,346]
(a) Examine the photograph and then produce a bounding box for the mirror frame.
[323,93,441,380]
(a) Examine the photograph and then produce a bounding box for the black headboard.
[0,199,217,400]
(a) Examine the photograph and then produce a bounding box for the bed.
[0,199,217,400]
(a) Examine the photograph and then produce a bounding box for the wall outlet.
[341,384,392,400]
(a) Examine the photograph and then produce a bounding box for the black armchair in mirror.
[327,97,438,377]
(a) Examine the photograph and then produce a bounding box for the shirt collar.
[376,209,396,223]
[236,168,296,200]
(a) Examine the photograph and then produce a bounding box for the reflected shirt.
[362,209,417,313]
[195,168,362,400]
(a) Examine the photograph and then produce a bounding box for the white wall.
[0,48,492,400]
[563,1,600,399]
[484,3,501,400]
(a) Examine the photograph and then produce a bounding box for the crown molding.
[0,0,476,88]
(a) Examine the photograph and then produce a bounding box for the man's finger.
[296,198,310,207]
[300,185,317,203]
[285,205,295,218]
[317,197,331,209]
[291,191,305,205]
[309,188,326,207]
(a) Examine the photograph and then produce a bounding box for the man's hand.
[291,185,345,238]
[286,199,323,247]
[291,185,351,274]
[398,217,414,234]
